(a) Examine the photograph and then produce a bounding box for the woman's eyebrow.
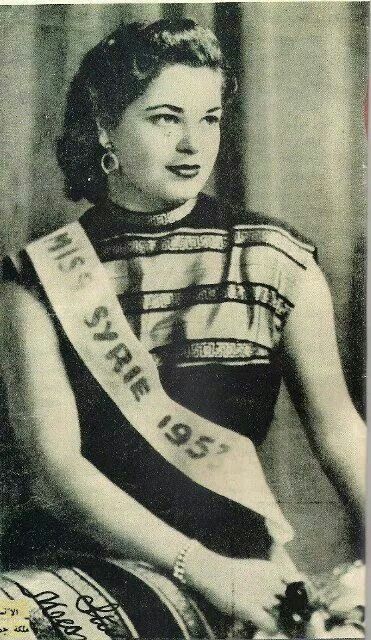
[145,104,182,113]
[144,104,223,113]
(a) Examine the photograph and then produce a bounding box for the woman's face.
[108,64,223,211]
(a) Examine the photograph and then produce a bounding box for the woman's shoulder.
[0,255,59,360]
[196,194,318,266]
[0,248,52,332]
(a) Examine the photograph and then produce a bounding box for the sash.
[26,222,294,545]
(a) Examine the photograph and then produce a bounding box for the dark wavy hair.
[56,18,236,204]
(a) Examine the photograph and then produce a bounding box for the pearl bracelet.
[172,539,199,586]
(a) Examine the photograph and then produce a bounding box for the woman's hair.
[56,18,236,204]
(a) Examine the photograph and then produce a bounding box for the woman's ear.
[96,120,111,149]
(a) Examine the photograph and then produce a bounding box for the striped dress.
[1,193,317,568]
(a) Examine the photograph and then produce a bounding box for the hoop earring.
[101,149,119,175]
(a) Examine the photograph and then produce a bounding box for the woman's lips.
[167,164,201,178]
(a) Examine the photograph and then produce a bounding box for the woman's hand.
[186,544,303,634]
[218,557,294,633]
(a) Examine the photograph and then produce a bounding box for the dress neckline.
[104,197,197,229]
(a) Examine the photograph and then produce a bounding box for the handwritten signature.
[76,595,121,632]
[18,589,122,640]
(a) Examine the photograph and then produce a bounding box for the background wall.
[0,1,367,574]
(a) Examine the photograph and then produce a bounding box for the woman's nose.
[176,126,200,154]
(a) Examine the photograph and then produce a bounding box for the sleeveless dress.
[1,193,317,569]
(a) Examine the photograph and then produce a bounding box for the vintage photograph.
[0,2,368,638]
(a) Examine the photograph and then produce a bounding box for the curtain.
[0,2,367,573]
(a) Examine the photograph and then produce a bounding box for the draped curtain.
[0,1,367,573]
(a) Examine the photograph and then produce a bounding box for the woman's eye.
[150,114,180,125]
[203,115,221,125]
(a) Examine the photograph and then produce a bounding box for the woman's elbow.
[310,411,366,487]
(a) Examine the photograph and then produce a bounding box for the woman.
[0,18,365,636]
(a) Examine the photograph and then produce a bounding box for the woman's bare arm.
[282,261,366,521]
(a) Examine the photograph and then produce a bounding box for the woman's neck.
[107,173,186,214]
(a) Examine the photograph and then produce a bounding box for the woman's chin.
[162,178,207,203]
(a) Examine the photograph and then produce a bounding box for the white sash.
[26,222,294,545]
